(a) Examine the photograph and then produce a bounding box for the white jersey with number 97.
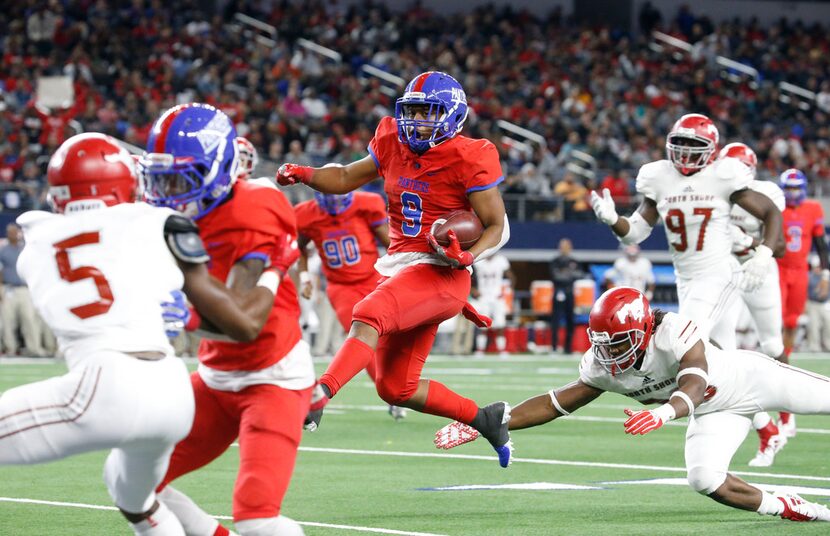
[636,157,752,278]
[16,203,183,364]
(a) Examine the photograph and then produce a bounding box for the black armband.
[164,215,209,264]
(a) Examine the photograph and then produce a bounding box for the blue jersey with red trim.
[368,116,503,254]
[295,192,387,284]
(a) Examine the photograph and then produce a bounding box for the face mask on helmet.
[235,137,258,180]
[395,71,468,154]
[666,135,714,174]
[314,192,353,216]
[779,168,807,208]
[142,103,239,219]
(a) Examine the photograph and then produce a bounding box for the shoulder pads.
[164,215,209,264]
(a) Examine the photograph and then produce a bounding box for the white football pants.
[739,257,784,357]
[676,259,742,350]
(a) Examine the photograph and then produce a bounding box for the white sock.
[756,490,784,516]
[752,412,772,430]
[476,333,487,352]
[157,486,220,536]
[236,516,304,536]
[496,336,506,352]
[130,502,185,536]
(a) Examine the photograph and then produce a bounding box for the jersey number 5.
[53,232,114,319]
[664,207,713,252]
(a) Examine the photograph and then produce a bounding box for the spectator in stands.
[554,172,590,221]
[807,255,830,352]
[600,168,633,212]
[549,238,586,354]
[0,224,45,356]
[603,244,656,299]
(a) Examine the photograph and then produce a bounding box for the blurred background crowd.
[2,0,829,220]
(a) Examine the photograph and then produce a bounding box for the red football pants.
[779,266,809,329]
[327,276,380,333]
[157,372,312,521]
[353,264,471,404]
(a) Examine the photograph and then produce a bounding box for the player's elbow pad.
[619,212,652,245]
[475,214,510,263]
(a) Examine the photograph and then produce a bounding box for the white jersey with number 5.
[636,158,752,278]
[16,203,182,364]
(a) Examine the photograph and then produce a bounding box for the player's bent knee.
[687,466,726,495]
[236,516,305,536]
[760,339,784,358]
[375,380,415,406]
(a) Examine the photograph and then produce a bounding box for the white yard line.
[0,497,448,536]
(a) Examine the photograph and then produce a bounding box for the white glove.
[740,244,773,292]
[590,188,619,226]
[729,224,754,253]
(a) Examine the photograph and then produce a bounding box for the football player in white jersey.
[0,133,281,536]
[603,244,655,298]
[721,142,789,467]
[591,113,784,351]
[436,287,830,523]
[472,253,513,355]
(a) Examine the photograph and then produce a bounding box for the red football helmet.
[235,136,258,180]
[718,142,757,173]
[47,133,137,213]
[587,287,654,375]
[666,113,719,175]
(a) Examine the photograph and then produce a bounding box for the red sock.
[214,526,230,536]
[784,346,793,360]
[365,356,377,382]
[779,411,791,425]
[423,380,479,424]
[320,338,374,397]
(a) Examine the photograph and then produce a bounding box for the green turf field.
[2,353,830,535]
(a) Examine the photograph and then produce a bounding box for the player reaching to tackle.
[436,287,830,523]
[0,133,280,536]
[278,71,514,466]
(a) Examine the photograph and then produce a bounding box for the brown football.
[432,210,484,250]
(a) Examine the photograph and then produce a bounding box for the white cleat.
[779,416,797,438]
[777,492,830,521]
[748,434,787,467]
[388,405,408,421]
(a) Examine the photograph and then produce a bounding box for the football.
[431,210,484,250]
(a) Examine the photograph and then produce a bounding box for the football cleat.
[475,401,513,468]
[435,421,480,449]
[748,434,787,467]
[778,493,830,522]
[388,405,408,421]
[779,414,797,438]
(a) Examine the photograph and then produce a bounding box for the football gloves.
[426,230,474,269]
[161,290,190,338]
[276,163,313,186]
[740,244,773,292]
[623,405,674,435]
[590,188,619,226]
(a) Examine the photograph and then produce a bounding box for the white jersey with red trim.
[16,203,181,364]
[636,158,752,278]
[729,179,785,263]
[578,311,776,415]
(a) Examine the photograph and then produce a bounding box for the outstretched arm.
[731,188,785,257]
[510,380,604,430]
[592,191,658,244]
[277,155,379,194]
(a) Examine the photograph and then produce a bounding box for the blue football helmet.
[779,168,808,208]
[395,71,468,153]
[315,191,353,216]
[141,103,238,219]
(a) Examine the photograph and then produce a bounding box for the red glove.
[271,234,300,277]
[276,163,313,186]
[184,306,200,332]
[426,230,474,269]
[623,408,668,435]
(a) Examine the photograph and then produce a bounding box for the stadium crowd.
[1,0,829,219]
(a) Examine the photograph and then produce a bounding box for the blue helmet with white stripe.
[779,168,808,207]
[314,191,353,216]
[141,103,238,219]
[395,71,468,154]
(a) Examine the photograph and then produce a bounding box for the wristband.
[299,271,311,285]
[185,307,200,332]
[670,391,695,416]
[652,402,676,423]
[256,270,280,295]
